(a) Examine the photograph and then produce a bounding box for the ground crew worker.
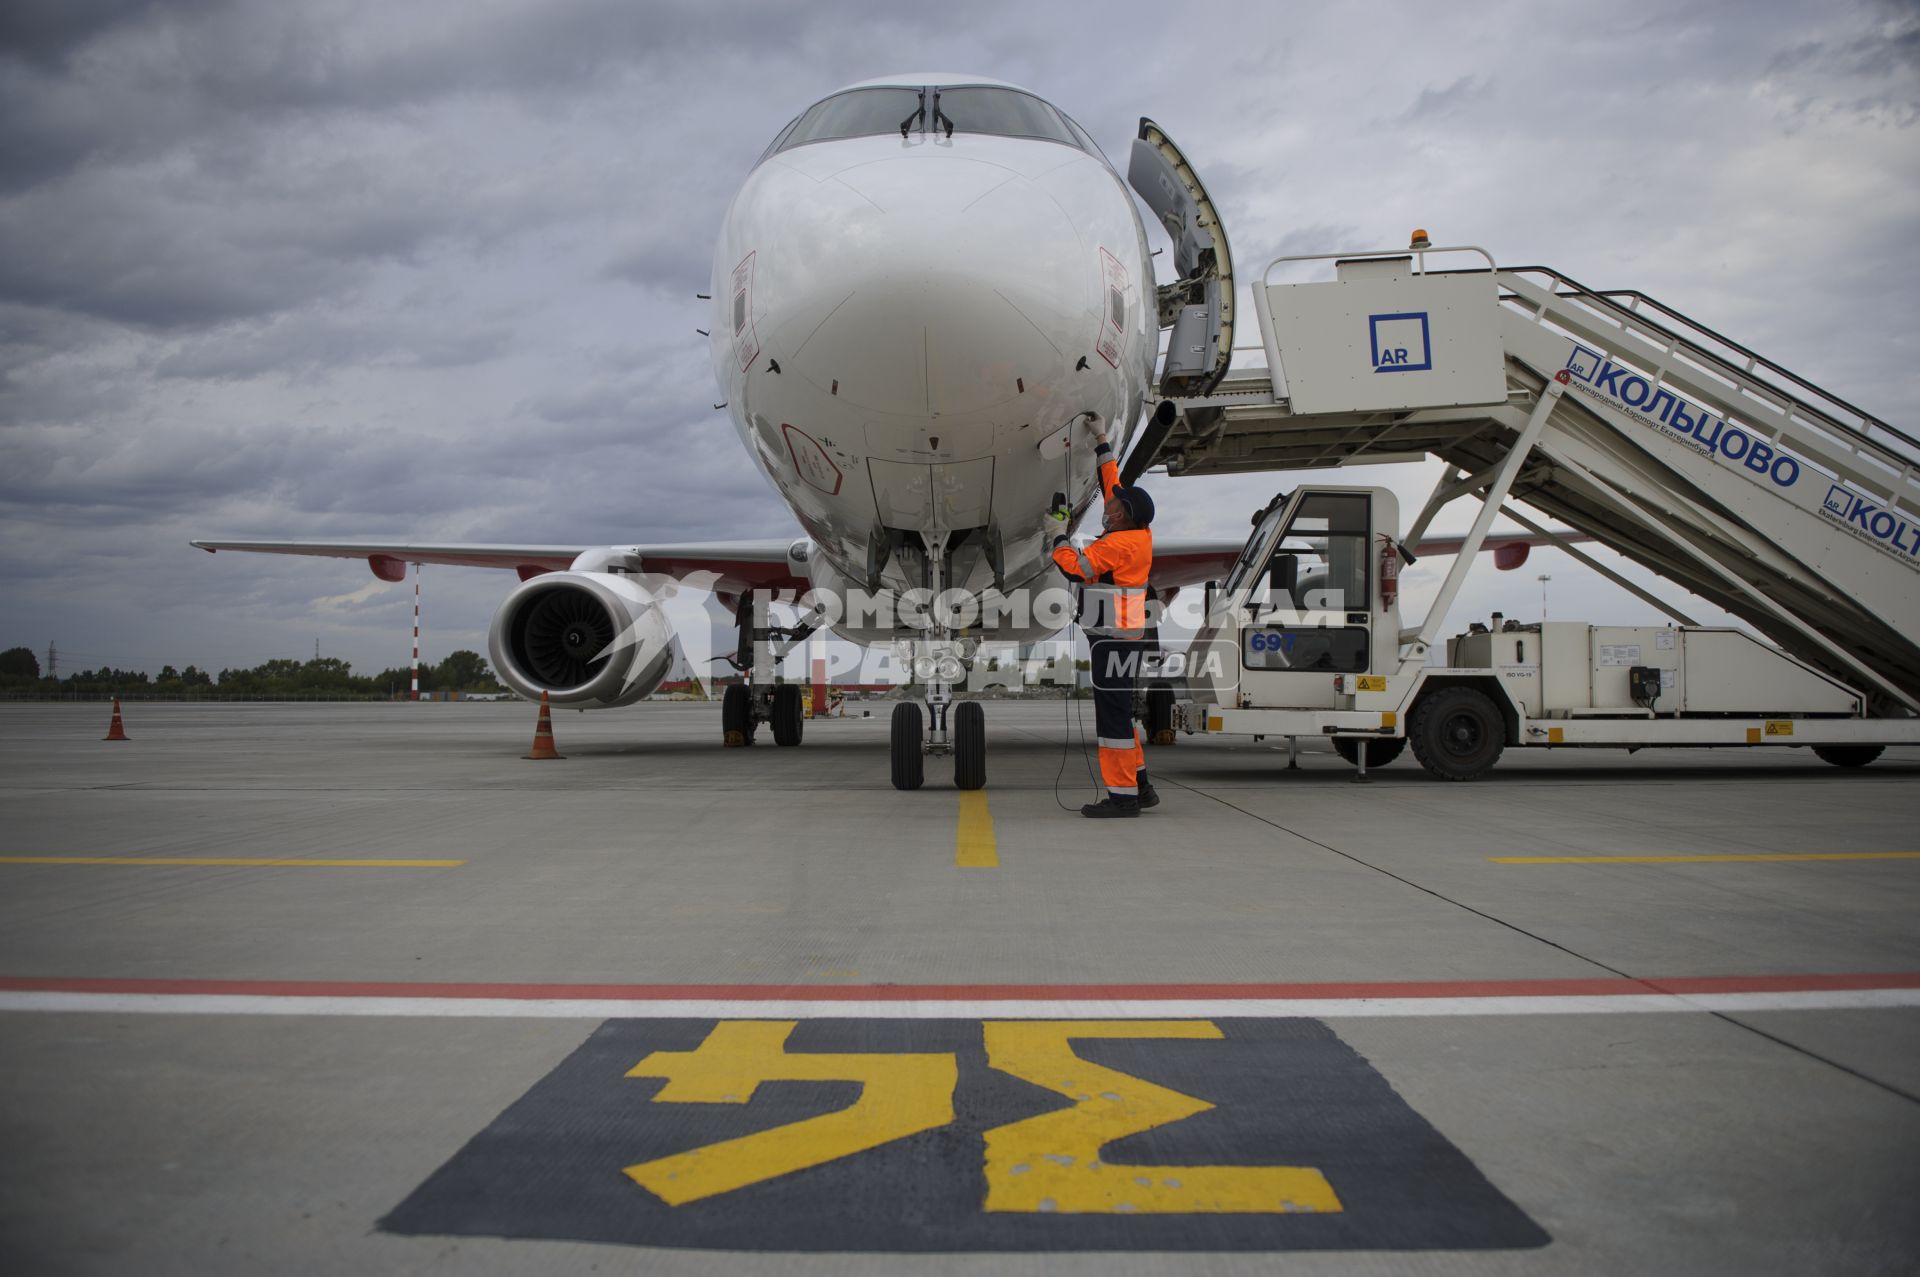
[1051,419,1161,818]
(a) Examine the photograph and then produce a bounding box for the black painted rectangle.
[380,1018,1549,1252]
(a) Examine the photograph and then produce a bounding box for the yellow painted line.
[956,791,998,868]
[0,856,463,868]
[1491,852,1920,865]
[624,1021,957,1205]
[982,1020,1341,1214]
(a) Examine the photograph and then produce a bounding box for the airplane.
[195,73,1558,790]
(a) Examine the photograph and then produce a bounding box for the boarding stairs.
[1143,247,1920,714]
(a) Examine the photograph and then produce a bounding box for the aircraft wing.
[1148,531,1583,591]
[190,539,810,595]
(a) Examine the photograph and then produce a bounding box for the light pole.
[1538,573,1552,623]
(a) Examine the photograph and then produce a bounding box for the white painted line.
[0,989,1915,1019]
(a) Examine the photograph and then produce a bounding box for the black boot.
[1080,794,1140,818]
[1137,769,1161,810]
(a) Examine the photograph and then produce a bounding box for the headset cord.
[1051,436,1103,811]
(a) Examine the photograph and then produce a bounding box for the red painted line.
[1,973,1916,1001]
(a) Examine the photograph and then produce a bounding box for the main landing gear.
[720,592,814,749]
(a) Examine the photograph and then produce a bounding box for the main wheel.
[771,684,804,746]
[1409,687,1504,781]
[1812,744,1883,768]
[890,702,925,790]
[1333,736,1407,768]
[954,701,986,790]
[721,683,753,746]
[1145,681,1175,746]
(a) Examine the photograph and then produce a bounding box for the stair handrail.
[1489,265,1918,468]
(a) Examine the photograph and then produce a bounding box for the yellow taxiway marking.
[1491,852,1920,865]
[956,791,998,868]
[625,1020,957,1206]
[983,1021,1342,1214]
[0,856,463,868]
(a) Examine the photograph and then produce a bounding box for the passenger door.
[1126,119,1233,398]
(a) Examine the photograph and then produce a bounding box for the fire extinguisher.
[1378,534,1400,611]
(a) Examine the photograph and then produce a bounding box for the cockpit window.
[934,87,1082,148]
[773,87,924,153]
[762,84,1101,162]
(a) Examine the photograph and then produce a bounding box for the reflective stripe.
[1105,786,1138,796]
[1073,548,1097,579]
[1097,737,1137,750]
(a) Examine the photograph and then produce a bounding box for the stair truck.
[1147,243,1920,778]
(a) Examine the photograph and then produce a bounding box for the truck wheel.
[771,684,803,746]
[953,701,986,790]
[1812,744,1883,768]
[1145,682,1175,745]
[890,702,925,790]
[1410,687,1504,781]
[1333,737,1406,768]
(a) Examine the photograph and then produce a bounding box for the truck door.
[1237,492,1376,707]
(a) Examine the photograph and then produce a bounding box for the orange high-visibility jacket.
[1051,441,1152,638]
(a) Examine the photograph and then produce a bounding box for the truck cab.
[1175,482,1898,780]
[1188,486,1402,710]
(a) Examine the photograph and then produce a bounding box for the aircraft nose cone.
[759,156,1090,420]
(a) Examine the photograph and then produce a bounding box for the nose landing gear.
[888,530,987,791]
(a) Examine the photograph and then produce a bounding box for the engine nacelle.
[487,571,675,709]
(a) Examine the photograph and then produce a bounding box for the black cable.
[1050,433,1103,811]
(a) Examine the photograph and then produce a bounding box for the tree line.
[0,647,502,699]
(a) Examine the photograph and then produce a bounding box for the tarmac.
[1,699,1916,1274]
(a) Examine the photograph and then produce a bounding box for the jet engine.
[487,569,675,708]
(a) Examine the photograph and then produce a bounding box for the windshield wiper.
[931,89,954,138]
[899,90,925,138]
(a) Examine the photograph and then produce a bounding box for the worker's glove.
[1080,413,1106,443]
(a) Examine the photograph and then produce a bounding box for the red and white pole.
[411,562,421,702]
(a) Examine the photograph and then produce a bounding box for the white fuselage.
[709,77,1156,644]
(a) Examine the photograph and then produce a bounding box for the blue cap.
[1115,486,1155,527]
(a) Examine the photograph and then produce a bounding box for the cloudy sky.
[2,0,1915,679]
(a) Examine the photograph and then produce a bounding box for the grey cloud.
[0,0,225,70]
[154,312,515,381]
[603,233,715,298]
[3,0,1916,678]
[0,0,897,194]
[1394,76,1490,125]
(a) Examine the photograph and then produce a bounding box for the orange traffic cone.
[103,698,129,741]
[524,691,563,760]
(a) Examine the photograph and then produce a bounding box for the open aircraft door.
[1124,120,1234,482]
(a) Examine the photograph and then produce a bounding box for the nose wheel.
[953,701,986,790]
[886,531,988,792]
[890,697,986,791]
